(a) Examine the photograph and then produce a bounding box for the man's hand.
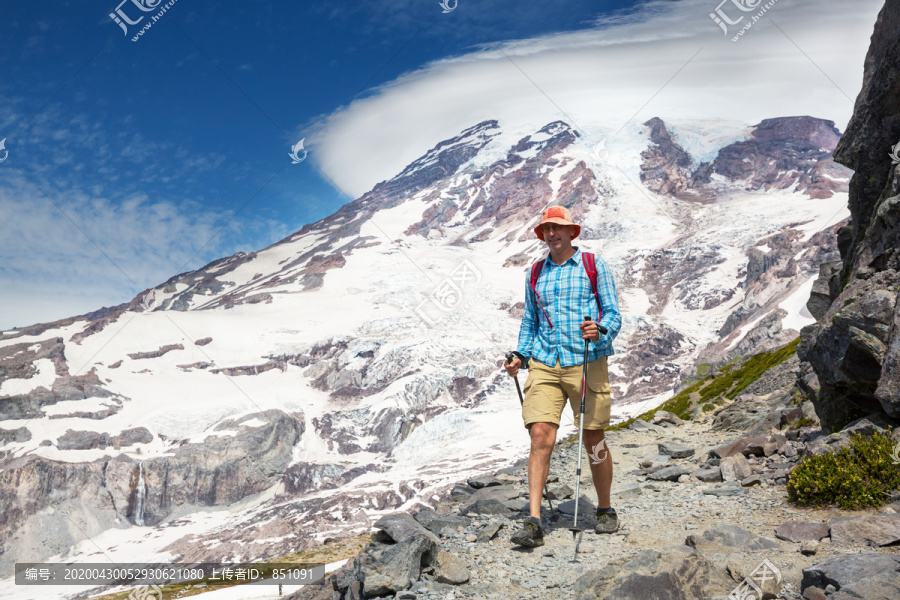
[505,356,521,377]
[580,319,600,341]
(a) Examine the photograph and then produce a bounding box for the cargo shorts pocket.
[586,357,611,394]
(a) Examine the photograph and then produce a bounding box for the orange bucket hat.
[534,206,581,241]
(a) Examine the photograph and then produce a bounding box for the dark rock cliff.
[799,0,900,431]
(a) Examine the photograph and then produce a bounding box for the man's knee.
[528,422,557,451]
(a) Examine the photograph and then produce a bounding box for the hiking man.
[505,205,622,547]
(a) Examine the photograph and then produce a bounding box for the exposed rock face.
[799,1,900,431]
[640,116,851,202]
[0,409,301,574]
[640,117,701,200]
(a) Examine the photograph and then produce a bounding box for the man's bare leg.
[582,428,612,509]
[528,422,558,519]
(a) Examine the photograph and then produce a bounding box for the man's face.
[540,223,575,250]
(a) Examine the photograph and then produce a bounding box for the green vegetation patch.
[787,430,900,510]
[608,338,799,432]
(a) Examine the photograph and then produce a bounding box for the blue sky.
[0,0,884,329]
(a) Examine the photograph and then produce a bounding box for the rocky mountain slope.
[0,105,851,594]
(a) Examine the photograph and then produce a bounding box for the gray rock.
[690,468,722,482]
[56,430,112,450]
[647,465,692,481]
[610,482,643,498]
[831,569,900,599]
[476,521,502,542]
[628,419,666,433]
[466,475,501,489]
[801,553,900,594]
[460,499,512,516]
[544,484,573,500]
[431,549,469,585]
[713,435,769,459]
[589,547,734,600]
[830,514,900,547]
[720,454,753,482]
[658,441,695,458]
[413,507,469,537]
[558,495,596,517]
[448,484,474,499]
[800,540,819,556]
[112,427,153,448]
[740,474,762,487]
[653,410,685,425]
[372,512,439,545]
[775,521,830,543]
[686,525,780,554]
[461,484,519,505]
[358,533,436,597]
[639,454,671,468]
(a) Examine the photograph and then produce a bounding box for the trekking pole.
[505,353,554,514]
[570,317,592,539]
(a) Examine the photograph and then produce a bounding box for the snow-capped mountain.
[0,115,848,592]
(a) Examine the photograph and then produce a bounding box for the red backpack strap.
[529,260,553,328]
[582,252,603,324]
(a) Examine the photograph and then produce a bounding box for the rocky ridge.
[799,0,900,432]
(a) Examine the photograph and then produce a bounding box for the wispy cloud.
[309,0,881,198]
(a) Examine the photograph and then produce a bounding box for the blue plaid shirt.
[516,248,622,368]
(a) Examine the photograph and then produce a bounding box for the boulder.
[830,514,900,547]
[801,553,900,595]
[372,512,439,545]
[357,533,437,597]
[576,546,733,600]
[412,507,469,537]
[652,410,684,426]
[775,521,830,543]
[719,454,753,482]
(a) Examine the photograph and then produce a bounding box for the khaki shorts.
[522,357,611,430]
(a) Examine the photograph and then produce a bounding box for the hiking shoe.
[594,508,619,534]
[510,517,544,547]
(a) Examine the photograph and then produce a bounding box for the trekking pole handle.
[583,315,608,336]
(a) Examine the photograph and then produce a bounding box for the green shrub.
[702,403,715,412]
[787,430,900,509]
[790,417,817,430]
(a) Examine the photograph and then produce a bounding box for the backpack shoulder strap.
[529,260,553,328]
[581,252,603,323]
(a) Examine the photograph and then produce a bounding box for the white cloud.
[309,0,883,198]
[0,173,245,330]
